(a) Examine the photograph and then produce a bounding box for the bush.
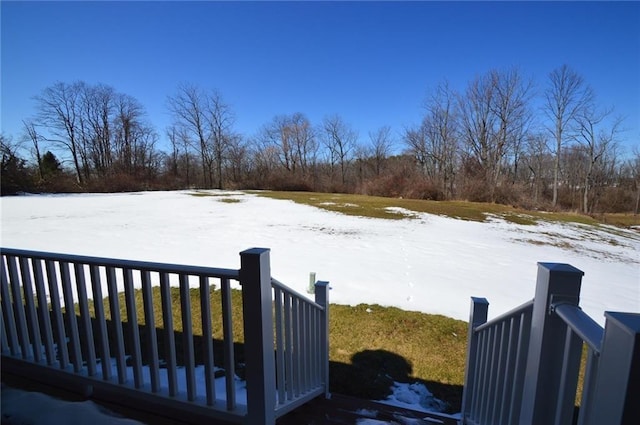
[459,179,492,203]
[593,187,635,213]
[405,179,445,201]
[83,173,156,193]
[493,183,528,207]
[363,173,408,198]
[268,177,314,192]
[35,173,82,193]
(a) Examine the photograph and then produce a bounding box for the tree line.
[2,65,639,214]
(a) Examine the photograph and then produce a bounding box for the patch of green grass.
[329,304,468,386]
[527,211,599,226]
[87,286,246,342]
[251,191,640,231]
[599,213,640,228]
[82,288,467,410]
[252,191,512,222]
[188,191,244,203]
[92,288,469,388]
[500,213,538,226]
[187,191,245,198]
[188,191,217,197]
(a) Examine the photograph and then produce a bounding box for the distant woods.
[2,65,639,214]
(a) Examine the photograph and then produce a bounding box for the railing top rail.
[552,303,604,354]
[271,278,324,310]
[474,299,534,333]
[0,247,240,280]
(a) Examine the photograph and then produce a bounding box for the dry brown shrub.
[459,179,492,203]
[404,179,444,201]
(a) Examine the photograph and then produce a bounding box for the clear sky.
[2,1,639,155]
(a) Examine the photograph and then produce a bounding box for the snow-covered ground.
[1,384,145,425]
[1,190,638,324]
[1,190,638,424]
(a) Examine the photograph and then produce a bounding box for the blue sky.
[2,1,639,155]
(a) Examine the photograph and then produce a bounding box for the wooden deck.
[277,393,459,425]
[2,371,458,425]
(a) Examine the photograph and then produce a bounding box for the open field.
[2,190,638,326]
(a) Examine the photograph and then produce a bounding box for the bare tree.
[457,72,499,199]
[33,81,160,186]
[113,93,158,176]
[489,68,533,186]
[205,90,237,189]
[352,143,370,187]
[226,133,248,185]
[457,69,532,200]
[166,125,180,177]
[404,123,430,176]
[78,83,115,176]
[368,125,394,177]
[167,84,210,187]
[23,120,44,180]
[114,93,141,173]
[259,116,293,173]
[249,136,280,185]
[574,106,622,213]
[167,84,237,188]
[34,81,85,183]
[522,133,553,203]
[630,148,640,215]
[544,65,594,206]
[561,145,588,209]
[321,114,358,185]
[258,113,317,179]
[422,81,459,197]
[166,124,194,186]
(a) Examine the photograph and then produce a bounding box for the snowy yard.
[1,190,638,424]
[1,190,638,325]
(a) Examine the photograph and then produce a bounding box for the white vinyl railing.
[272,278,329,413]
[461,298,533,424]
[1,247,329,425]
[461,262,639,425]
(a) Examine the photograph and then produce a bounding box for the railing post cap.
[604,311,640,333]
[471,296,489,305]
[537,262,584,276]
[240,247,270,256]
[315,280,330,288]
